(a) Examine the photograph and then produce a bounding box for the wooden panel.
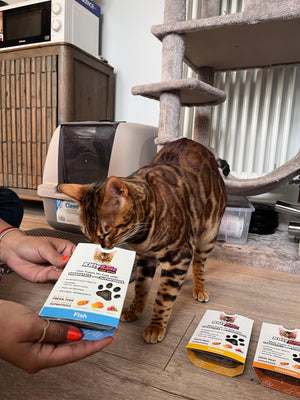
[0,53,57,191]
[0,43,115,198]
[56,43,115,124]
[73,59,111,121]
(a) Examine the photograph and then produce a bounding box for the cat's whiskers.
[115,219,150,246]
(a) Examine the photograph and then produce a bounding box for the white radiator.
[182,0,300,181]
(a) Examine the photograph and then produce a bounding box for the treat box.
[40,243,136,340]
[217,195,255,245]
[186,310,253,377]
[253,322,300,398]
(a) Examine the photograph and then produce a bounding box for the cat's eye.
[102,232,110,238]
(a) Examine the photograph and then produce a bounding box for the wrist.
[0,227,25,264]
[0,226,21,240]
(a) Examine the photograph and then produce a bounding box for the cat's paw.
[193,288,209,302]
[143,324,166,344]
[120,307,139,322]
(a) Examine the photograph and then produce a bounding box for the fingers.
[46,336,114,367]
[29,335,114,373]
[0,301,115,374]
[40,320,83,344]
[38,244,68,269]
[47,238,76,265]
[37,319,50,343]
[36,237,75,269]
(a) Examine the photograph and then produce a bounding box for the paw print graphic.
[225,334,245,347]
[293,353,300,364]
[96,283,121,301]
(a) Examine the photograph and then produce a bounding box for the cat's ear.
[58,183,87,201]
[105,177,128,198]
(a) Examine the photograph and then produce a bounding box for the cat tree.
[132,0,300,195]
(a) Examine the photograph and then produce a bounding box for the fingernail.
[67,328,83,341]
[103,337,114,348]
[61,254,72,261]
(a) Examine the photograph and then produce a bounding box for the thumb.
[39,245,65,267]
[38,242,70,269]
[40,320,83,344]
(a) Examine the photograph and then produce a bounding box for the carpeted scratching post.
[132,0,300,195]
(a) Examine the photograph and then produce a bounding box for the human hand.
[0,229,76,282]
[0,300,113,374]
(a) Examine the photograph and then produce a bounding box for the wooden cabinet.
[0,43,115,199]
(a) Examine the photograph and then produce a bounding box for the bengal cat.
[59,138,227,343]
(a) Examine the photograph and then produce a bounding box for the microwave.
[0,0,101,56]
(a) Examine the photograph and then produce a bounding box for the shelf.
[132,77,226,106]
[223,149,300,196]
[152,11,300,71]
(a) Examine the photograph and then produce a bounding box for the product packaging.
[40,243,136,340]
[253,322,300,397]
[186,310,253,377]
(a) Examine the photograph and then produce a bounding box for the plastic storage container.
[217,195,255,245]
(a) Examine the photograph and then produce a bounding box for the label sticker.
[55,199,80,226]
[75,0,101,18]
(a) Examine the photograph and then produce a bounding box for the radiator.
[182,0,300,180]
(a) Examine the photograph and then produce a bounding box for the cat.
[59,138,227,343]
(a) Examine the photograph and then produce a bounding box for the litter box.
[37,121,157,233]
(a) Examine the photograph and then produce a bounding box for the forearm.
[0,218,12,231]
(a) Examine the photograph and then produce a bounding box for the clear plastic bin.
[217,195,255,245]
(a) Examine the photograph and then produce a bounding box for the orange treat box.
[253,322,300,398]
[187,310,253,377]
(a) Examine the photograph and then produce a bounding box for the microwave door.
[0,1,51,48]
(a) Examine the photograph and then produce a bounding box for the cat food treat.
[187,310,253,377]
[77,300,89,306]
[253,322,300,397]
[39,243,135,340]
[59,138,226,344]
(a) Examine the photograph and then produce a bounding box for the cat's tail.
[205,144,230,177]
[217,158,230,177]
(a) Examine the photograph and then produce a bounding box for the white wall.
[96,0,163,127]
[5,0,164,127]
